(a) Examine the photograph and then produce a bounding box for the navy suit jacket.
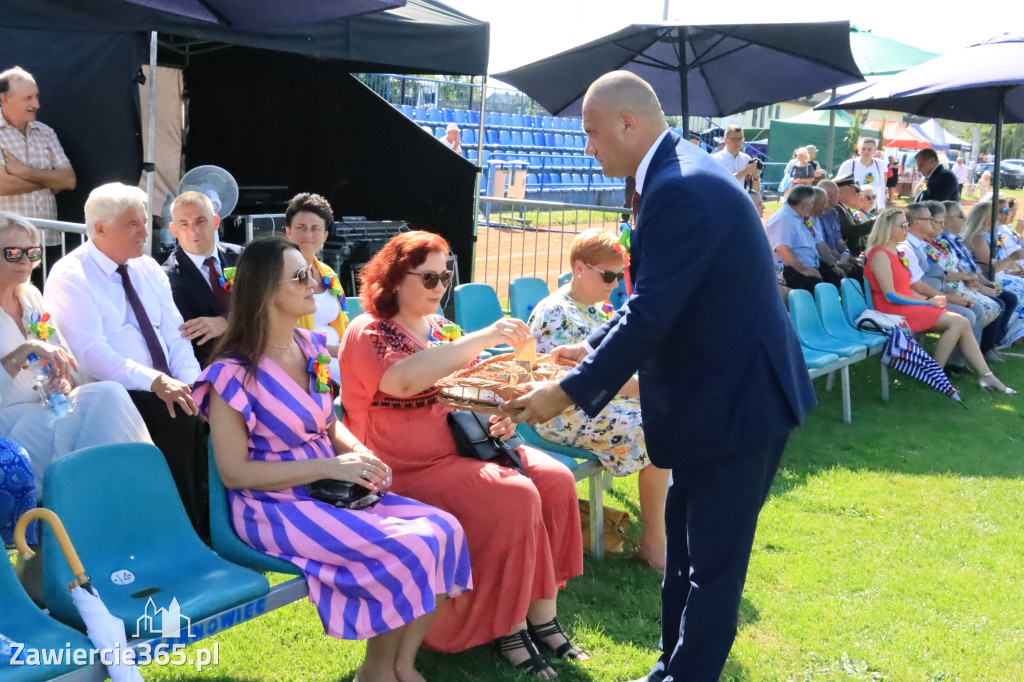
[162,242,242,366]
[919,164,959,202]
[560,131,816,469]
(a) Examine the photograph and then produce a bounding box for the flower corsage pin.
[308,353,333,394]
[429,324,463,344]
[27,311,56,341]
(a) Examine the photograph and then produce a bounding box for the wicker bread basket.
[435,353,576,415]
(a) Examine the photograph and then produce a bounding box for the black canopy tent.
[0,0,488,278]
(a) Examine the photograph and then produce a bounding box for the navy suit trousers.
[650,432,788,682]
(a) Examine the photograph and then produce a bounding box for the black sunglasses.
[3,246,43,263]
[407,270,453,289]
[585,262,625,283]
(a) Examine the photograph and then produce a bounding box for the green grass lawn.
[10,356,1023,681]
[130,355,1024,681]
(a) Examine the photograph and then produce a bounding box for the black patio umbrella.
[492,21,864,136]
[817,33,1024,279]
[119,0,405,28]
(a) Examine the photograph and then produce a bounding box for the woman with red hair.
[340,231,585,679]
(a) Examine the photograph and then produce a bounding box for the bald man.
[507,71,815,682]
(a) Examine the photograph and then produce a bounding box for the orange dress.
[864,246,943,332]
[339,314,583,652]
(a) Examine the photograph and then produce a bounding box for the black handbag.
[446,410,526,474]
[307,479,384,510]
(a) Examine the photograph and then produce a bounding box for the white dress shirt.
[711,149,752,182]
[898,233,927,284]
[184,248,221,289]
[42,240,201,390]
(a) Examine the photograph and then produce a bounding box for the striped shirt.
[0,116,70,245]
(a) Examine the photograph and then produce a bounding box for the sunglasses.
[3,246,43,263]
[585,262,626,283]
[407,270,453,289]
[862,195,876,200]
[285,264,316,284]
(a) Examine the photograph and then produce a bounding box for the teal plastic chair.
[509,277,549,323]
[208,448,301,576]
[41,443,270,636]
[515,424,606,558]
[454,283,509,355]
[789,289,866,423]
[801,346,840,372]
[557,272,571,287]
[862,277,874,308]
[840,278,867,328]
[347,296,364,318]
[609,278,628,309]
[819,283,890,401]
[0,559,94,682]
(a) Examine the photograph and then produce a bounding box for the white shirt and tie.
[42,240,201,391]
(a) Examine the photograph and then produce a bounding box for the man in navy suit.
[161,191,242,366]
[507,72,816,682]
[915,148,959,203]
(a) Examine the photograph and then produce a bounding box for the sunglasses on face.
[585,262,626,283]
[285,264,316,284]
[3,246,43,263]
[407,270,453,289]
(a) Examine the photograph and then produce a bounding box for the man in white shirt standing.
[43,182,208,539]
[837,137,886,211]
[953,157,971,198]
[712,124,759,189]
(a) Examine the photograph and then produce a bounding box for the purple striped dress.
[193,329,472,640]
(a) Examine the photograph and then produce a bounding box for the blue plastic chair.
[553,133,565,149]
[468,110,480,125]
[462,128,476,146]
[441,108,454,123]
[485,130,499,147]
[534,133,548,148]
[862,277,874,308]
[515,424,606,558]
[399,104,414,118]
[511,130,524,147]
[0,558,95,681]
[522,131,535,149]
[41,443,270,635]
[558,271,571,287]
[348,296,364,318]
[208,448,301,576]
[789,289,866,423]
[427,108,443,124]
[545,133,557,148]
[509,277,550,323]
[454,283,509,355]
[498,130,512,146]
[609,278,628,309]
[453,109,468,125]
[816,283,890,401]
[840,278,867,328]
[511,114,525,129]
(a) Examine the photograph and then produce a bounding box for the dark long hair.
[211,234,298,374]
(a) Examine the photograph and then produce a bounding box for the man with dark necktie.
[43,183,208,539]
[161,191,242,367]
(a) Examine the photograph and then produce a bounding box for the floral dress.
[982,229,1024,345]
[527,286,648,477]
[923,236,1000,324]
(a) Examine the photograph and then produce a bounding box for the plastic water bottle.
[26,353,70,418]
[840,249,851,264]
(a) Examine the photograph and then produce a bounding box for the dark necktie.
[116,262,171,376]
[204,256,231,312]
[631,191,642,222]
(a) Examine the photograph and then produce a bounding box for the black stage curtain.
[184,47,478,279]
[0,27,147,223]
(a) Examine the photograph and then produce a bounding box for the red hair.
[360,231,450,318]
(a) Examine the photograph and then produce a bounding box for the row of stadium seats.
[398,104,582,132]
[466,151,604,173]
[527,173,626,191]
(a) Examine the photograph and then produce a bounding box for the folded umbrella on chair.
[881,325,962,404]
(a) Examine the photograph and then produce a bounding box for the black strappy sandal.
[494,629,553,676]
[527,617,589,661]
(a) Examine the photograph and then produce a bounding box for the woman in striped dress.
[193,235,472,682]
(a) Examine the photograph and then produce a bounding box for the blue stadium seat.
[466,149,478,163]
[539,116,553,129]
[462,128,477,146]
[525,173,539,189]
[529,153,543,168]
[511,130,524,147]
[410,107,425,121]
[500,113,514,127]
[485,130,500,147]
[511,114,525,129]
[441,108,455,123]
[542,173,561,192]
[521,131,535,149]
[498,130,512,146]
[551,116,563,131]
[509,277,550,322]
[399,104,414,118]
[434,126,445,137]
[545,133,557,147]
[468,109,480,125]
[572,155,586,169]
[453,109,468,125]
[553,133,565,149]
[575,135,586,149]
[534,133,548,148]
[572,173,587,190]
[0,556,95,681]
[480,150,490,166]
[427,108,443,123]
[41,443,270,635]
[523,114,535,128]
[560,172,574,188]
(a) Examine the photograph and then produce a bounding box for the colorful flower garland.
[307,353,333,394]
[429,324,463,344]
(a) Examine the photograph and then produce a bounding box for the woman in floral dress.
[528,229,669,571]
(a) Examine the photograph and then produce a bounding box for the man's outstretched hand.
[502,381,574,425]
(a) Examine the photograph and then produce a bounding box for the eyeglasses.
[285,264,316,284]
[3,246,43,263]
[897,221,910,228]
[407,270,453,289]
[585,262,626,283]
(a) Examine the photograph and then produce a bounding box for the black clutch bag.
[307,479,384,510]
[446,410,526,475]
